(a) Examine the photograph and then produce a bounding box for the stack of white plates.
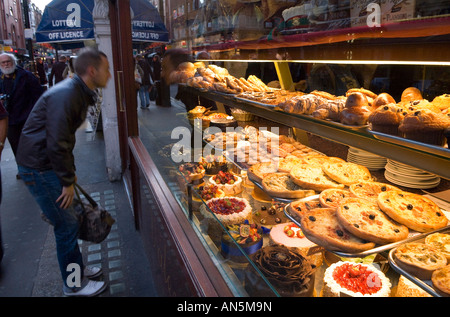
[384,160,441,189]
[347,147,387,171]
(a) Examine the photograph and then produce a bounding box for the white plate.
[384,164,437,179]
[385,170,440,184]
[384,173,441,189]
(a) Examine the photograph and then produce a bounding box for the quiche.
[300,207,376,253]
[394,242,448,280]
[425,233,450,261]
[261,172,315,199]
[336,197,409,244]
[377,191,449,232]
[248,161,279,183]
[319,188,353,208]
[322,161,372,186]
[432,264,450,296]
[301,155,345,168]
[349,181,400,203]
[290,164,345,191]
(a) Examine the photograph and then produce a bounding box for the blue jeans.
[18,166,84,286]
[138,84,150,107]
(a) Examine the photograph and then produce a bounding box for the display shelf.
[184,86,450,180]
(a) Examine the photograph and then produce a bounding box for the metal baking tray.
[388,227,450,297]
[249,178,295,204]
[283,195,450,259]
[368,129,450,159]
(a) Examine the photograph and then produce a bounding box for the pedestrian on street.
[0,99,8,263]
[35,58,48,89]
[136,54,152,108]
[48,55,67,87]
[16,47,112,297]
[63,57,75,79]
[0,53,44,175]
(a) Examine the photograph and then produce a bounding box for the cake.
[269,222,323,268]
[202,197,252,226]
[322,261,392,297]
[399,109,450,146]
[221,222,263,263]
[209,171,243,195]
[198,154,228,175]
[248,245,316,297]
[368,103,406,135]
[395,275,431,297]
[432,93,450,112]
[193,183,225,201]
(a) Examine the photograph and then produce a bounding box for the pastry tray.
[283,195,450,259]
[388,227,450,297]
[368,129,450,159]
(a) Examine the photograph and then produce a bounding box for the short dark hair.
[73,47,107,76]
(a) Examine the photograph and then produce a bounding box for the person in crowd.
[63,57,75,79]
[136,55,152,108]
[16,47,111,297]
[0,99,8,263]
[35,58,48,88]
[0,53,44,178]
[48,55,67,87]
[149,54,161,104]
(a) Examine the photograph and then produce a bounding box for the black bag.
[149,84,157,101]
[74,183,115,244]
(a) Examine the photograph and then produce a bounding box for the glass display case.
[132,1,450,297]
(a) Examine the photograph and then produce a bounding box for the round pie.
[336,197,409,244]
[432,264,450,296]
[300,207,376,253]
[248,161,279,183]
[322,162,372,186]
[290,164,345,191]
[425,233,450,261]
[261,172,315,199]
[377,191,449,232]
[349,181,400,203]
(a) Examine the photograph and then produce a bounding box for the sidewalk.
[0,126,159,297]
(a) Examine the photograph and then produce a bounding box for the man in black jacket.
[48,55,67,87]
[16,47,111,297]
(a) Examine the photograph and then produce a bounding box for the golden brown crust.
[336,197,409,244]
[372,93,396,110]
[261,172,315,199]
[248,162,279,183]
[368,103,405,126]
[321,162,372,186]
[377,191,449,232]
[319,188,353,208]
[425,233,450,261]
[290,164,345,191]
[399,109,450,132]
[401,87,423,102]
[349,181,400,203]
[346,88,378,100]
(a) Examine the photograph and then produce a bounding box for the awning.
[36,0,169,47]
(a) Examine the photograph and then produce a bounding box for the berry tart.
[209,171,243,195]
[202,197,252,226]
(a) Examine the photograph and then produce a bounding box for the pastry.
[368,103,406,136]
[399,109,450,146]
[277,155,304,173]
[336,197,409,244]
[261,172,315,199]
[322,161,372,186]
[290,164,345,191]
[301,155,345,167]
[425,233,450,261]
[209,171,243,195]
[178,162,205,183]
[311,98,346,121]
[394,242,447,280]
[252,201,289,228]
[340,92,373,125]
[371,93,396,111]
[400,87,423,102]
[377,191,449,232]
[319,188,353,208]
[249,245,316,297]
[202,197,252,226]
[432,264,450,296]
[395,275,431,297]
[404,99,440,113]
[432,93,450,112]
[300,207,376,253]
[322,261,391,297]
[349,181,400,203]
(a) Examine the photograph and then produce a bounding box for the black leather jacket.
[16,75,97,186]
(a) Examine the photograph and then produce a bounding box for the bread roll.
[372,93,396,110]
[401,87,422,102]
